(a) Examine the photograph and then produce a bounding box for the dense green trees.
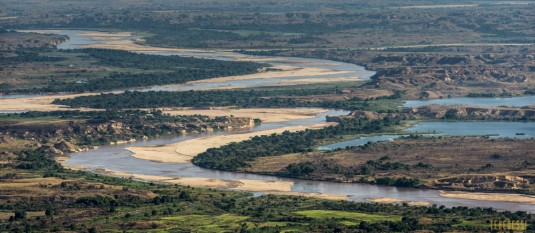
[2,48,267,93]
[53,89,323,108]
[80,48,264,72]
[144,29,243,48]
[11,109,217,124]
[53,89,402,112]
[275,155,426,188]
[375,177,421,187]
[6,147,533,232]
[192,117,400,170]
[36,48,266,92]
[2,110,533,232]
[0,50,65,63]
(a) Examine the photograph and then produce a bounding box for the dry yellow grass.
[0,177,65,188]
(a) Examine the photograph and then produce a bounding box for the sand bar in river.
[94,168,294,192]
[0,93,96,112]
[163,107,327,123]
[82,168,350,200]
[128,122,336,163]
[440,191,535,204]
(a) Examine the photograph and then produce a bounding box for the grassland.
[294,210,402,224]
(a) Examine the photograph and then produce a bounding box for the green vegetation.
[2,0,533,14]
[2,1,535,232]
[466,92,513,98]
[250,136,535,193]
[192,117,400,171]
[0,48,267,94]
[277,160,422,188]
[7,2,535,49]
[294,210,402,223]
[0,110,256,148]
[144,28,243,48]
[81,48,263,72]
[238,46,535,100]
[1,150,533,232]
[0,50,66,63]
[0,31,68,50]
[53,89,403,112]
[142,26,330,49]
[162,214,250,232]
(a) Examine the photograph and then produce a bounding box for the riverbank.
[162,107,328,123]
[63,30,363,86]
[93,168,351,201]
[10,28,532,211]
[365,197,430,207]
[78,35,361,87]
[128,122,336,163]
[96,168,294,192]
[0,30,368,112]
[0,93,96,112]
[244,136,535,198]
[440,191,535,205]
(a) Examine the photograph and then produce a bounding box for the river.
[403,96,535,108]
[319,121,535,150]
[54,29,375,92]
[66,110,535,212]
[7,29,535,212]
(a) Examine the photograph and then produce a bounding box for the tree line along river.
[6,29,535,212]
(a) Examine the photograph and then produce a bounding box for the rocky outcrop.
[256,49,535,99]
[217,116,256,130]
[436,175,534,192]
[328,105,535,122]
[0,113,258,157]
[37,145,65,156]
[0,32,68,50]
[401,105,535,120]
[54,140,81,153]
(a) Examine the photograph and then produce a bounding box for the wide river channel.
[10,30,535,212]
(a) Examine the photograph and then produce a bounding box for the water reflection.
[320,121,535,150]
[404,96,535,108]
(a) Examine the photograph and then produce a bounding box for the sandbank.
[128,122,335,163]
[366,197,403,204]
[366,197,430,206]
[0,93,96,112]
[440,191,535,204]
[265,191,350,201]
[163,107,327,123]
[91,168,294,192]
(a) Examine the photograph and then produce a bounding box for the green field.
[295,210,401,224]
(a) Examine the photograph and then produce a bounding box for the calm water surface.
[12,30,535,212]
[4,29,373,98]
[58,30,375,92]
[319,121,535,150]
[67,112,535,212]
[404,96,535,108]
